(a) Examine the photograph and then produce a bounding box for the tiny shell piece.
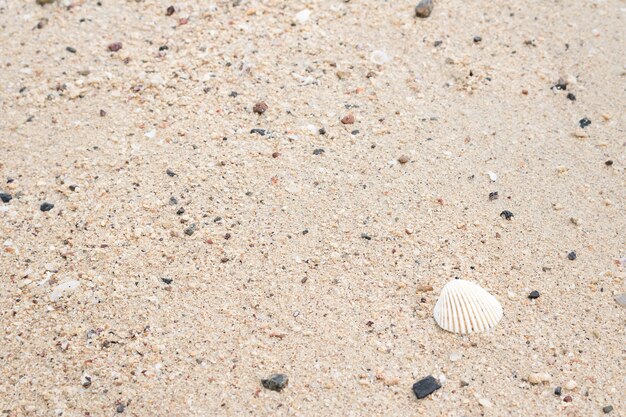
[433,279,503,334]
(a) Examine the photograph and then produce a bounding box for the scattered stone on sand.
[567,93,576,101]
[184,224,196,236]
[253,101,268,114]
[414,0,433,18]
[563,395,573,403]
[166,169,177,177]
[554,386,562,395]
[500,210,514,220]
[341,113,355,124]
[614,294,626,308]
[313,148,325,155]
[412,375,441,399]
[398,155,410,164]
[528,290,540,299]
[162,278,173,285]
[250,128,266,136]
[564,380,577,390]
[40,202,54,212]
[488,191,498,201]
[0,193,12,203]
[449,352,462,362]
[261,374,288,391]
[478,398,492,407]
[295,9,311,24]
[166,5,175,16]
[66,46,77,54]
[473,36,482,43]
[116,404,125,413]
[603,405,614,414]
[567,251,577,260]
[579,118,591,128]
[108,42,123,52]
[528,372,551,384]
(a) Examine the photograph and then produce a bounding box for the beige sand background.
[1,0,624,416]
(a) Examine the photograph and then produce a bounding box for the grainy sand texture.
[1,0,625,416]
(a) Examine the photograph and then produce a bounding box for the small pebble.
[184,224,196,236]
[313,149,325,155]
[528,290,540,299]
[398,155,410,164]
[250,128,266,136]
[500,210,514,220]
[161,278,173,285]
[554,386,562,395]
[66,46,77,53]
[449,352,462,362]
[412,375,441,399]
[488,191,498,201]
[166,169,177,177]
[261,374,288,391]
[605,160,613,166]
[603,405,613,414]
[116,404,125,413]
[166,5,175,16]
[567,93,576,101]
[108,42,123,52]
[528,372,551,384]
[473,36,482,43]
[414,0,433,18]
[176,207,185,215]
[553,78,568,90]
[0,193,12,203]
[564,380,577,390]
[169,196,178,205]
[99,109,107,117]
[563,395,573,403]
[579,118,591,128]
[253,101,268,114]
[567,251,577,260]
[40,202,54,212]
[361,233,372,240]
[341,113,355,124]
[318,127,327,135]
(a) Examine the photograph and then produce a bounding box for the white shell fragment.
[433,279,503,334]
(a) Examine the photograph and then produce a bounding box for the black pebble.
[361,233,372,240]
[162,278,173,284]
[500,210,514,220]
[40,202,54,212]
[488,191,498,201]
[528,290,540,299]
[184,224,196,236]
[579,118,591,128]
[169,196,178,205]
[567,251,576,260]
[176,207,185,215]
[250,128,266,136]
[313,148,325,155]
[66,46,77,53]
[412,375,441,399]
[473,36,482,43]
[69,185,77,191]
[554,386,562,396]
[159,45,168,51]
[261,374,288,391]
[602,405,613,414]
[166,169,177,177]
[0,193,12,203]
[318,127,326,135]
[351,130,360,135]
[116,404,125,413]
[229,91,238,97]
[434,40,443,47]
[605,160,613,166]
[567,93,576,101]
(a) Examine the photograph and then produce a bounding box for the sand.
[1,0,624,416]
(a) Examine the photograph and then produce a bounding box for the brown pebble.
[415,0,434,18]
[341,113,355,124]
[272,152,280,158]
[99,110,107,117]
[166,5,175,16]
[108,42,123,52]
[416,285,433,293]
[398,155,410,164]
[563,395,573,403]
[253,101,268,114]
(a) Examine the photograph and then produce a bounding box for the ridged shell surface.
[433,279,502,334]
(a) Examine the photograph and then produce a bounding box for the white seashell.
[433,279,502,334]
